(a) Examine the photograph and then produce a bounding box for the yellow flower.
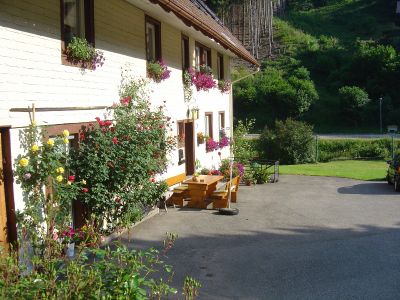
[31,121,37,127]
[63,129,70,137]
[31,144,39,152]
[47,139,55,147]
[56,167,64,174]
[56,175,63,183]
[63,138,69,144]
[81,179,87,185]
[67,181,72,185]
[19,158,29,167]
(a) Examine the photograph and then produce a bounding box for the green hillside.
[232,0,400,133]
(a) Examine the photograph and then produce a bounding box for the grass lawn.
[279,160,387,181]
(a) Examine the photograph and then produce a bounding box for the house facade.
[0,0,258,246]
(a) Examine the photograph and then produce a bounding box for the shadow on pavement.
[337,182,398,195]
[116,224,400,300]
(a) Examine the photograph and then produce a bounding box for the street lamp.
[379,97,383,134]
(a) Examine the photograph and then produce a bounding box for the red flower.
[95,117,100,122]
[79,133,85,141]
[99,120,105,127]
[110,127,115,132]
[68,175,75,182]
[101,127,107,133]
[82,188,89,193]
[112,137,118,145]
[120,96,132,106]
[150,178,155,183]
[105,120,112,127]
[88,123,93,127]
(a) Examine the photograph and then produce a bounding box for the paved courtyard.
[120,175,400,299]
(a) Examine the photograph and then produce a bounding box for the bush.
[260,119,315,164]
[317,138,395,162]
[232,119,259,161]
[219,159,244,180]
[251,164,270,184]
[71,77,175,233]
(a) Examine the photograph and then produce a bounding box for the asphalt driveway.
[120,175,400,300]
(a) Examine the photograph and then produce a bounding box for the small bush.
[251,164,270,184]
[260,119,315,164]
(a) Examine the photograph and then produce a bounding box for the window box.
[147,59,171,83]
[188,66,216,92]
[65,37,105,70]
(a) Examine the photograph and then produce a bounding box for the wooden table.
[184,175,224,209]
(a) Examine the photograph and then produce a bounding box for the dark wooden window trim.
[219,111,225,131]
[145,15,162,62]
[205,112,213,139]
[60,0,95,68]
[195,42,211,69]
[217,53,224,80]
[181,34,190,71]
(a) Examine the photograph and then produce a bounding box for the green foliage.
[317,138,395,162]
[66,37,104,69]
[183,276,201,300]
[0,239,190,299]
[251,164,270,184]
[232,119,259,161]
[338,85,369,124]
[260,119,315,164]
[234,62,318,127]
[71,76,175,233]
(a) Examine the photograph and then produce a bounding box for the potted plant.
[243,171,255,186]
[66,37,105,69]
[187,66,216,92]
[206,137,219,152]
[147,59,171,82]
[192,172,200,182]
[197,132,205,145]
[218,79,232,94]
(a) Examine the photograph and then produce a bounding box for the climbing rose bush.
[71,77,175,233]
[14,124,81,259]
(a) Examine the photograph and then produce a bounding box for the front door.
[0,131,8,250]
[184,121,195,175]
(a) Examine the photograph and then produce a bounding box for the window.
[61,0,94,48]
[195,42,211,70]
[205,113,213,139]
[217,53,224,80]
[177,121,185,148]
[182,35,190,70]
[145,16,161,62]
[219,112,225,131]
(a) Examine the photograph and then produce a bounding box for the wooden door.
[184,122,195,175]
[0,131,8,250]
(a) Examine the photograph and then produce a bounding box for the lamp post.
[379,97,383,134]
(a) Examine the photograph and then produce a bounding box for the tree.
[338,85,369,126]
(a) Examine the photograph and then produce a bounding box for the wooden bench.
[210,176,240,209]
[165,173,189,208]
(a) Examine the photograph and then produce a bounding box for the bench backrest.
[166,173,186,187]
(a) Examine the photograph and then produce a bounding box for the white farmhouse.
[0,0,258,246]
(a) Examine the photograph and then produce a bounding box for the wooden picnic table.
[184,175,224,209]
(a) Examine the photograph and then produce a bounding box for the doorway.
[184,121,195,175]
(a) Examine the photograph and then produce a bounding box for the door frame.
[0,128,17,246]
[184,120,195,175]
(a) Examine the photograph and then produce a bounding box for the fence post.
[315,135,319,163]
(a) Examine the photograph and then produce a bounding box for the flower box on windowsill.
[65,37,105,70]
[147,59,171,83]
[187,65,216,92]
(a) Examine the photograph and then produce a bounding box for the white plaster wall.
[0,0,234,209]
